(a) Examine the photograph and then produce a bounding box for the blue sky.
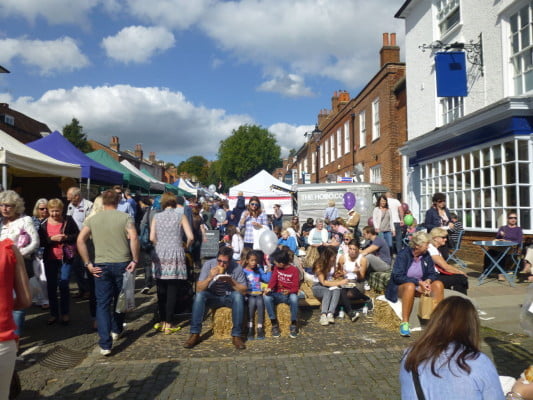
[0,0,405,165]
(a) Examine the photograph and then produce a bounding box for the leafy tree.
[177,155,209,184]
[62,118,92,153]
[288,148,297,158]
[207,159,222,187]
[218,124,281,187]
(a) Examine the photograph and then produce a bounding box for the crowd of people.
[0,186,530,399]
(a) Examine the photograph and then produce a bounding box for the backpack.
[140,208,153,251]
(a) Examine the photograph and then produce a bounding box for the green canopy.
[86,150,151,191]
[140,167,192,196]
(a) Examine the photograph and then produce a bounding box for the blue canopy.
[27,131,123,185]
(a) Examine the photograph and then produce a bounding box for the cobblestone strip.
[41,347,406,400]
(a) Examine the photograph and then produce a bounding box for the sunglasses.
[216,259,229,265]
[508,217,517,219]
[39,207,48,211]
[250,203,259,206]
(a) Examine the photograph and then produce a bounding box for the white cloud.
[102,26,175,63]
[3,85,254,162]
[125,0,213,30]
[0,37,89,75]
[268,123,313,157]
[0,0,99,26]
[258,73,313,97]
[199,0,404,90]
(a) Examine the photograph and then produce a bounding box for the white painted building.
[396,0,532,233]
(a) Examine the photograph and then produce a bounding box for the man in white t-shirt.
[386,192,404,255]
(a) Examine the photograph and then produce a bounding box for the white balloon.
[208,184,216,193]
[214,208,226,223]
[259,230,278,255]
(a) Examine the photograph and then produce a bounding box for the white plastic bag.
[116,270,136,313]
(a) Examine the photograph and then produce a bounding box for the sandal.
[153,322,163,332]
[164,326,181,335]
[47,317,57,325]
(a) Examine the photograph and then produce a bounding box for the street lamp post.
[311,124,322,183]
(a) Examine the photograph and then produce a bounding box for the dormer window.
[436,0,460,36]
[4,115,14,126]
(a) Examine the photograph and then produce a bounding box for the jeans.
[379,231,393,252]
[393,222,402,254]
[312,284,340,314]
[264,292,299,322]
[190,290,244,337]
[12,310,25,337]
[72,254,90,294]
[94,262,129,350]
[44,259,71,318]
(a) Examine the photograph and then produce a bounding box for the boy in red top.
[264,248,300,338]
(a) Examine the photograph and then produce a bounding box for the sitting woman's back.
[399,296,504,400]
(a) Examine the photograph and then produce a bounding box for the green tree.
[218,124,281,187]
[62,118,92,153]
[206,159,222,187]
[177,155,209,184]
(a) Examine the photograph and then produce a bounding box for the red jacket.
[268,265,299,294]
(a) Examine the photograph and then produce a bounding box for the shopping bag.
[116,270,136,313]
[417,294,434,320]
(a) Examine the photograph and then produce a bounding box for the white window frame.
[4,115,14,126]
[325,139,329,165]
[320,144,324,168]
[372,98,380,141]
[419,136,532,232]
[370,165,382,184]
[509,2,533,95]
[440,96,464,125]
[359,111,366,148]
[344,120,350,154]
[436,0,460,36]
[311,151,316,174]
[337,128,342,157]
[330,135,335,162]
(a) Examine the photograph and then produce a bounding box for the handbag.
[116,270,136,313]
[61,221,77,260]
[418,294,434,320]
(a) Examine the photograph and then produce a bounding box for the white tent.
[120,160,165,191]
[228,170,293,215]
[0,129,81,189]
[174,178,198,196]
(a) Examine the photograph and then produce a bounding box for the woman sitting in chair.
[429,228,468,295]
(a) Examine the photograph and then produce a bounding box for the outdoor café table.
[474,240,518,287]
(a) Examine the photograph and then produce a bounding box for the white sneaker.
[100,348,111,356]
[319,314,329,326]
[338,310,345,319]
[111,332,122,341]
[364,281,371,291]
[327,313,335,324]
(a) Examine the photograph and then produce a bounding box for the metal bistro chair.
[511,241,525,279]
[447,230,467,269]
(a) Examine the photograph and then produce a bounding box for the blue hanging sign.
[435,51,467,97]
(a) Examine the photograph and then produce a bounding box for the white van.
[295,182,389,227]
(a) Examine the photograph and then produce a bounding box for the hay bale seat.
[212,303,292,339]
[299,281,321,307]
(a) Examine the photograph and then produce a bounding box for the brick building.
[291,33,407,197]
[0,103,51,143]
[89,136,165,181]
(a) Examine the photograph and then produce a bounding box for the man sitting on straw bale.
[183,246,248,350]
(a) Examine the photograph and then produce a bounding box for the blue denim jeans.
[12,310,25,337]
[190,290,244,337]
[44,259,71,318]
[264,292,299,322]
[379,231,393,252]
[393,222,403,254]
[94,262,129,350]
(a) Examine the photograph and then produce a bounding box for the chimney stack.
[134,144,143,160]
[110,136,120,152]
[149,152,156,162]
[380,32,400,67]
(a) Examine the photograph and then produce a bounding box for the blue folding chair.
[511,241,524,278]
[447,230,467,269]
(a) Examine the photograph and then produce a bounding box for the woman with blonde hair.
[31,198,49,309]
[385,231,444,337]
[429,227,468,295]
[400,296,503,399]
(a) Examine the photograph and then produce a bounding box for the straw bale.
[372,297,401,332]
[263,303,291,337]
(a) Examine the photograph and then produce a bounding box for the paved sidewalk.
[15,271,533,400]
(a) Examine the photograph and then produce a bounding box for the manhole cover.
[39,346,87,370]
